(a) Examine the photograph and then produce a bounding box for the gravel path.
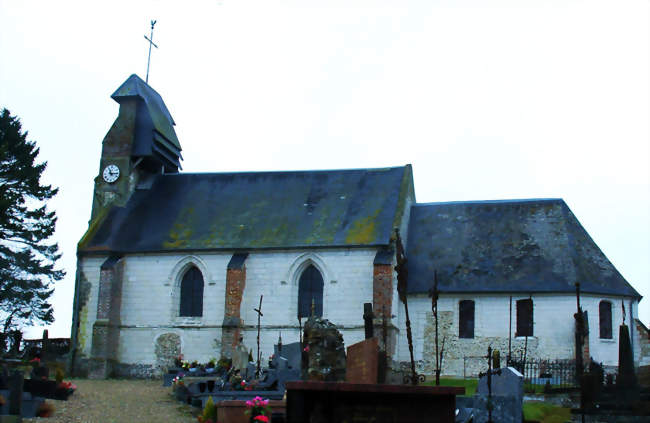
[24,379,197,423]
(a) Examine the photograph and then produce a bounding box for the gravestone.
[286,381,463,423]
[617,324,638,390]
[345,337,378,384]
[8,370,23,416]
[0,365,8,390]
[303,316,346,382]
[273,342,301,370]
[471,366,523,423]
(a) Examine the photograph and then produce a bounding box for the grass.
[523,401,571,423]
[523,383,566,394]
[422,377,478,396]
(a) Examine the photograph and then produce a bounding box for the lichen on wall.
[75,269,93,354]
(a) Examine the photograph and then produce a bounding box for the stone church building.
[71,74,645,378]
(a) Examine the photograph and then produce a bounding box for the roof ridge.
[413,198,563,207]
[157,165,410,177]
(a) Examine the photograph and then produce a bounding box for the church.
[71,74,645,378]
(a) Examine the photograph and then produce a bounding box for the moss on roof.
[79,166,411,253]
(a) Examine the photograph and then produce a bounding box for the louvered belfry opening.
[516,298,534,337]
[298,264,324,318]
[180,266,204,317]
[459,300,475,338]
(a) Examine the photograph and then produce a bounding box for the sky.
[0,0,648,339]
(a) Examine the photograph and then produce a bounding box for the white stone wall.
[78,248,378,368]
[78,250,641,376]
[396,292,640,376]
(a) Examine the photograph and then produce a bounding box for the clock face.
[102,164,120,183]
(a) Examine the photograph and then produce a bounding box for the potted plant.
[205,358,216,373]
[217,357,231,371]
[36,401,55,417]
[189,360,199,372]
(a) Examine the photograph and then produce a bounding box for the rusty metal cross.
[254,295,263,378]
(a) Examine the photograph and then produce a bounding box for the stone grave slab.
[345,337,378,384]
[286,381,464,423]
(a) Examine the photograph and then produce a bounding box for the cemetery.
[0,254,647,422]
[0,302,639,422]
[0,330,76,421]
[157,299,649,423]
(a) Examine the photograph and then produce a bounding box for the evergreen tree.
[0,108,64,333]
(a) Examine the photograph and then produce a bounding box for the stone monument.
[232,337,250,375]
[302,314,346,382]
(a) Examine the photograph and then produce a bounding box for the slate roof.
[112,74,182,171]
[79,165,413,254]
[406,199,640,298]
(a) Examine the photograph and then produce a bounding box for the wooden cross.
[144,20,158,84]
[254,295,263,378]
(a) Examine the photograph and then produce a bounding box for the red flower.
[30,358,40,363]
[253,416,269,422]
[303,345,309,352]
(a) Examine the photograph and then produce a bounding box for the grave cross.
[395,228,423,385]
[254,295,263,378]
[144,20,158,84]
[429,270,441,385]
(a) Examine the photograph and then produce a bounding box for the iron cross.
[144,20,158,84]
[254,295,263,378]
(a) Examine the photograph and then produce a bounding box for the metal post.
[508,296,512,364]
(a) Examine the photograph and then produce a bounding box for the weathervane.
[144,20,158,84]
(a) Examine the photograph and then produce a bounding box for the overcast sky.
[0,0,648,339]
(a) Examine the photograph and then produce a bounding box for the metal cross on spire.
[144,20,158,84]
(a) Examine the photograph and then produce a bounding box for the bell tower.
[90,74,182,221]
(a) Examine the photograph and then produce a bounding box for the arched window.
[599,300,612,339]
[516,298,533,337]
[298,264,324,318]
[180,266,204,317]
[459,300,475,338]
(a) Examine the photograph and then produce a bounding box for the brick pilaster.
[373,249,397,359]
[90,256,124,379]
[222,253,248,358]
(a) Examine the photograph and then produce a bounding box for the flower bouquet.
[245,396,272,423]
